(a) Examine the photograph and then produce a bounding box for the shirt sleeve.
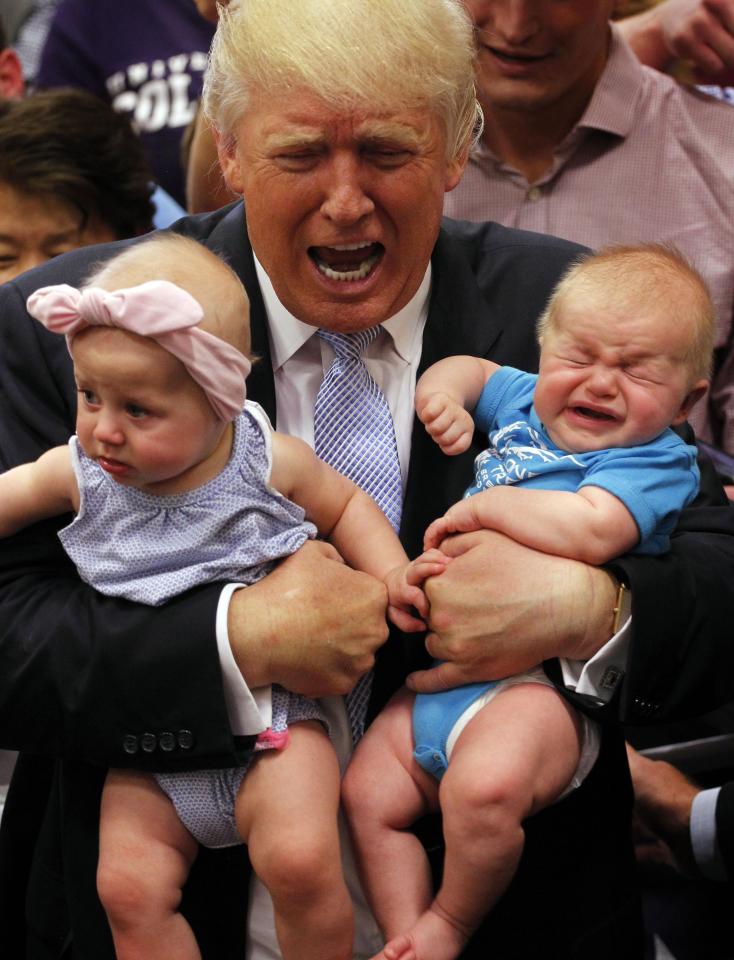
[473,366,537,434]
[216,584,271,735]
[691,786,728,881]
[560,583,631,703]
[580,434,700,554]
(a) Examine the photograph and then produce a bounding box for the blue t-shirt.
[467,366,700,555]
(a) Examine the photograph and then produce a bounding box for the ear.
[671,379,709,425]
[444,141,470,194]
[213,127,244,196]
[0,49,24,100]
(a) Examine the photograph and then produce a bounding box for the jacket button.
[141,733,157,753]
[122,734,139,755]
[177,730,195,750]
[159,731,176,752]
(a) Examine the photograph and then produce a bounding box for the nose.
[320,154,375,226]
[586,365,618,397]
[474,0,541,45]
[93,411,125,447]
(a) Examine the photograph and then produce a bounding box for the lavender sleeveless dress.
[59,401,328,847]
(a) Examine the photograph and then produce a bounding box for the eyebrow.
[262,119,427,153]
[263,128,325,151]
[354,119,426,148]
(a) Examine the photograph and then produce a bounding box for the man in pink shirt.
[446,1,734,458]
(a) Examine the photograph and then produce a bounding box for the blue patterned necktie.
[314,326,403,740]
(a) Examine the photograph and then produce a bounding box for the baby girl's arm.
[270,433,448,632]
[0,445,79,537]
[424,485,640,565]
[415,355,500,454]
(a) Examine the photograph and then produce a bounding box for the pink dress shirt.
[445,27,734,454]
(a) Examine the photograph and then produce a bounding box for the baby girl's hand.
[416,391,474,455]
[384,549,451,633]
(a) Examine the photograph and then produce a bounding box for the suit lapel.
[400,228,506,557]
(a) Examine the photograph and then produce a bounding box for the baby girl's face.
[71,327,230,495]
[534,301,707,452]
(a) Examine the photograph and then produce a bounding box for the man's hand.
[621,0,734,78]
[407,530,618,693]
[626,744,699,876]
[384,549,451,633]
[227,540,389,696]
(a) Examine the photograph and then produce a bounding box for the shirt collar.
[255,254,431,370]
[575,25,645,139]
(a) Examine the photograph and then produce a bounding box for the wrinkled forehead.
[246,92,444,150]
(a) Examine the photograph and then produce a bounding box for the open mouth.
[309,242,384,282]
[572,406,616,422]
[98,456,130,475]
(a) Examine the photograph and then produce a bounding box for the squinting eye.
[80,389,99,406]
[126,404,148,419]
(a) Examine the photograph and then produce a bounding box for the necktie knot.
[317,326,379,362]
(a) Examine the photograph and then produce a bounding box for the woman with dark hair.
[0,88,155,283]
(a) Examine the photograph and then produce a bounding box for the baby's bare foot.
[370,904,470,960]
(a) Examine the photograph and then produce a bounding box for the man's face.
[217,90,466,332]
[465,0,614,115]
[0,183,116,284]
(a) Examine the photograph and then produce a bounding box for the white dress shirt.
[213,257,631,957]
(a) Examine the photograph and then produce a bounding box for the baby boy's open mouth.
[572,406,616,421]
[309,242,384,282]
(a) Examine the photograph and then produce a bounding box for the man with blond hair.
[1,1,733,958]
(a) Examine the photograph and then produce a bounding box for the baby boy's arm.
[270,432,448,632]
[0,445,79,537]
[415,356,500,454]
[424,484,640,566]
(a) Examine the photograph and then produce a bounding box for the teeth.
[331,242,372,251]
[316,251,380,282]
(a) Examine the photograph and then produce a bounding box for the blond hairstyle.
[85,234,252,361]
[203,0,481,162]
[537,244,715,382]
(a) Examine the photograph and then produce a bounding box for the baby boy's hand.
[384,549,451,633]
[416,391,474,455]
[424,498,485,550]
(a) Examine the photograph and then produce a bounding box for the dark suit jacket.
[1,204,733,958]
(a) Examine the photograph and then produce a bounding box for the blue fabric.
[413,681,498,780]
[151,184,186,229]
[468,366,700,555]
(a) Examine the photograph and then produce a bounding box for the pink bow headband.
[26,280,251,422]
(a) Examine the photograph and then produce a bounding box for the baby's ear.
[672,379,709,425]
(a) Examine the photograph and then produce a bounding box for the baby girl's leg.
[235,720,353,960]
[97,768,199,960]
[380,682,583,960]
[342,688,440,941]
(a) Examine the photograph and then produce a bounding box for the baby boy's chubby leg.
[376,681,584,960]
[342,687,441,943]
[235,720,353,960]
[97,768,200,960]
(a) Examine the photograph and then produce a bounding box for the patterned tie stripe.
[314,327,402,533]
[314,326,403,739]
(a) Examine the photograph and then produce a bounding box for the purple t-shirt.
[37,0,215,205]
